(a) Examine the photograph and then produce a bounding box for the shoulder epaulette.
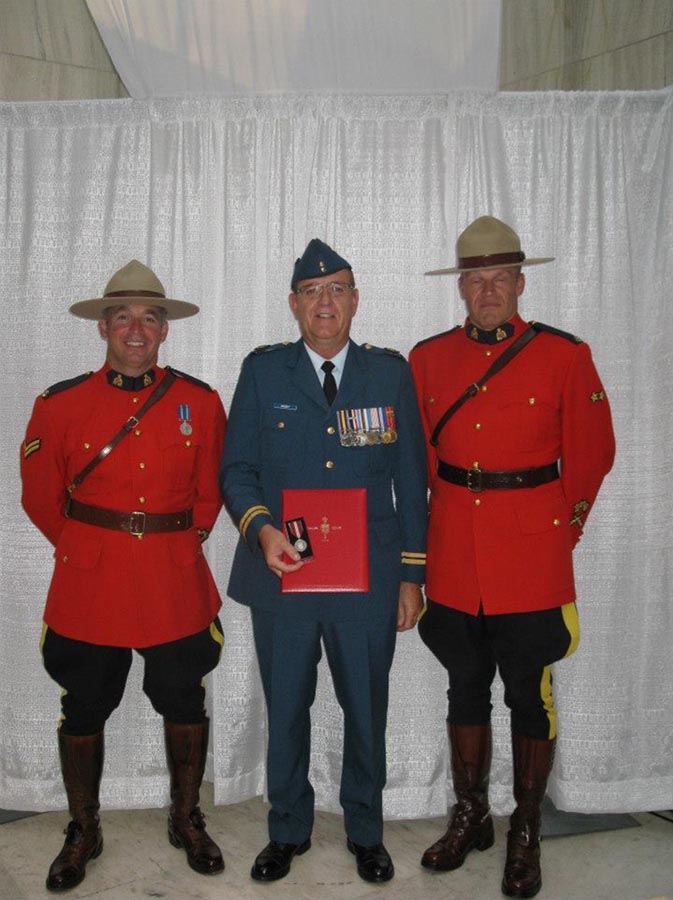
[41,371,93,399]
[412,325,461,350]
[165,366,214,391]
[361,343,404,358]
[529,321,583,344]
[250,341,292,355]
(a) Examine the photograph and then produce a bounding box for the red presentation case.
[280,488,369,593]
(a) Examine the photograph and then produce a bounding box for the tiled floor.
[1,791,672,900]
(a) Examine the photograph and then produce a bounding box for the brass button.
[134,429,141,436]
[364,343,372,350]
[325,460,335,469]
[474,423,482,430]
[185,440,192,447]
[84,442,90,450]
[62,555,68,563]
[472,461,479,468]
[133,397,139,404]
[139,496,146,504]
[481,385,488,392]
[553,518,561,526]
[529,397,536,405]
[277,421,285,429]
[474,498,481,507]
[327,426,336,435]
[485,350,492,357]
[428,396,435,404]
[139,462,145,469]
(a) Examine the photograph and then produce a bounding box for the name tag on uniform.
[273,402,298,411]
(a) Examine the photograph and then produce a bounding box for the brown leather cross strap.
[430,325,539,447]
[65,497,192,535]
[66,370,177,495]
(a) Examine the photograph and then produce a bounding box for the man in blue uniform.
[220,239,427,884]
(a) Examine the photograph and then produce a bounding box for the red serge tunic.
[409,314,615,615]
[20,365,226,647]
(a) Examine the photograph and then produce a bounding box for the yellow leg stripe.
[39,622,48,655]
[540,665,556,740]
[561,602,580,658]
[538,604,580,741]
[209,621,225,648]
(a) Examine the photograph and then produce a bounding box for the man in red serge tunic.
[409,217,615,899]
[20,261,227,891]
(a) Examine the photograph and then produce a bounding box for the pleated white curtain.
[1,90,671,817]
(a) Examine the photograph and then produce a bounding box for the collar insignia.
[107,369,157,391]
[467,321,515,344]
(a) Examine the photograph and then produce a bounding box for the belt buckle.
[129,511,146,536]
[466,464,482,493]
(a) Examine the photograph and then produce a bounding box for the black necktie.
[321,361,337,405]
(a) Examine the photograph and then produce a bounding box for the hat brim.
[425,257,555,276]
[69,294,200,320]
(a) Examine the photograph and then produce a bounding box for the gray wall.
[0,1,671,101]
[0,0,126,100]
[500,0,673,90]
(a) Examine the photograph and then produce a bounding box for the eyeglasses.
[294,281,355,299]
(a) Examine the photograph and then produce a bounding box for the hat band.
[104,289,166,299]
[458,251,525,270]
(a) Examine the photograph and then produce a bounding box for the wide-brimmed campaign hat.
[426,216,554,275]
[69,260,200,320]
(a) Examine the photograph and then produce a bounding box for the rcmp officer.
[220,239,427,884]
[409,217,615,898]
[20,261,227,891]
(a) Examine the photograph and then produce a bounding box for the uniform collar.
[106,367,157,391]
[464,314,524,345]
[303,341,350,388]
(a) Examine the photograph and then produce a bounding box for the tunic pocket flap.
[54,530,102,570]
[169,531,202,567]
[514,492,566,535]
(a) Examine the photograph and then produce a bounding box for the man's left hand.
[397,581,423,632]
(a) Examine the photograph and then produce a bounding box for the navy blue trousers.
[251,608,397,847]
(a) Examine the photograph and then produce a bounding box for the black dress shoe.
[347,837,395,882]
[250,839,311,881]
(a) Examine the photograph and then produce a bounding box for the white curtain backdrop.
[86,0,502,97]
[1,89,672,818]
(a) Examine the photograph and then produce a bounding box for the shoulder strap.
[67,371,177,495]
[430,326,539,447]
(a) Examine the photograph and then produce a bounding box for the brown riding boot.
[502,734,556,898]
[46,730,104,893]
[421,723,494,870]
[164,718,224,875]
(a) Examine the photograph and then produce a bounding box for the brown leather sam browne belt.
[437,460,559,493]
[65,497,193,536]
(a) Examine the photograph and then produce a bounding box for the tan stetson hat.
[426,215,554,275]
[69,260,200,320]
